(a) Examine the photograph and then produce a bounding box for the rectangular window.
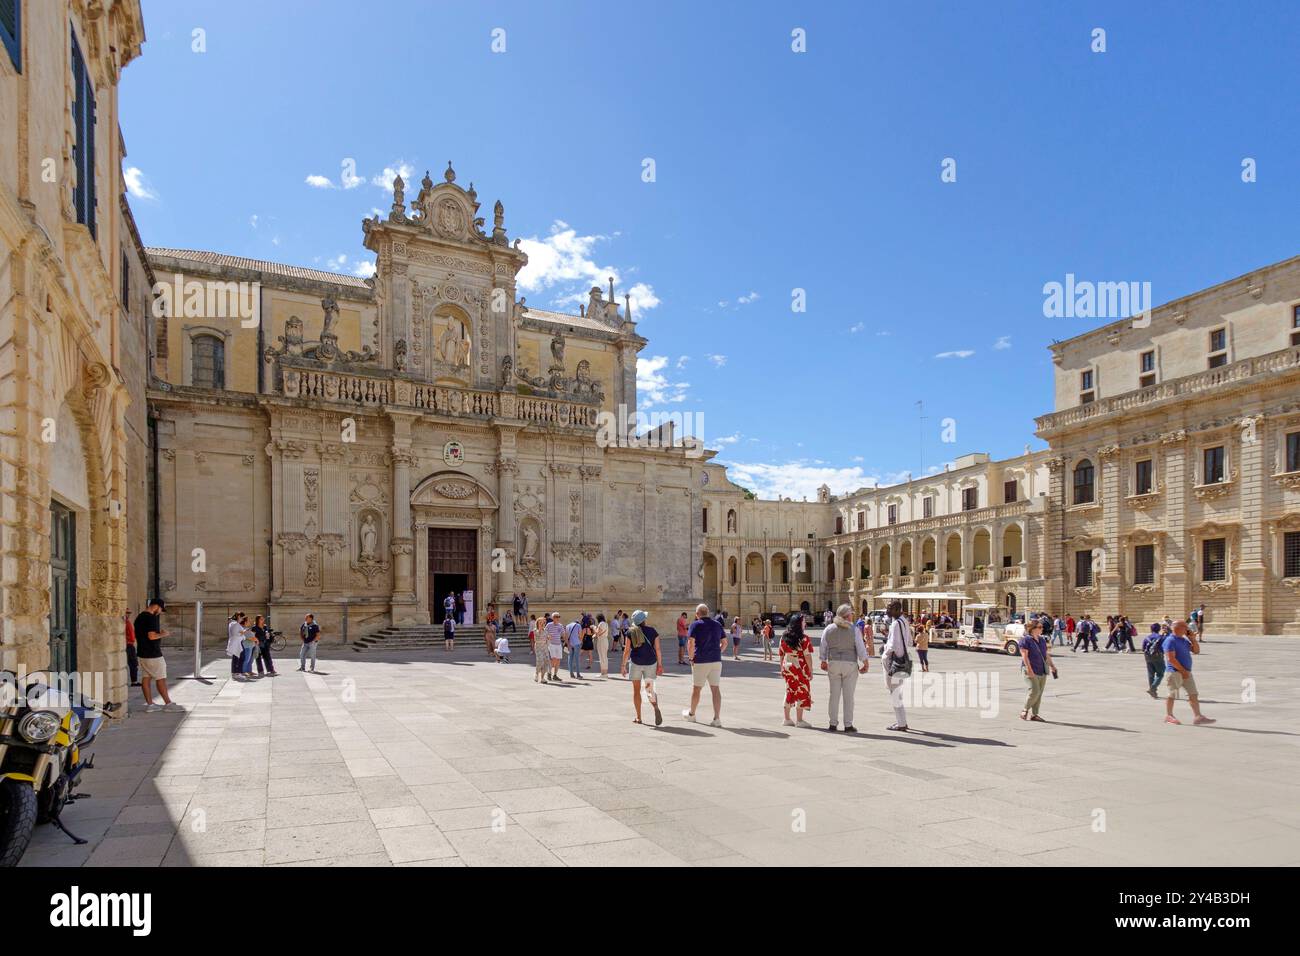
[1139,350,1156,387]
[71,27,97,239]
[1293,305,1300,346]
[923,496,934,518]
[834,515,843,535]
[1285,531,1300,579]
[1003,479,1017,504]
[887,504,897,526]
[1208,327,1227,368]
[702,508,708,533]
[1135,459,1153,495]
[0,0,19,72]
[120,250,130,307]
[1079,369,1095,404]
[1203,445,1225,484]
[1075,550,1092,588]
[1134,544,1155,585]
[1202,538,1226,582]
[961,487,977,511]
[1287,432,1300,473]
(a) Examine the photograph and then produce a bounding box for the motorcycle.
[0,670,116,866]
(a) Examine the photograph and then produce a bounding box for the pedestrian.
[1141,623,1166,698]
[1120,616,1137,653]
[443,592,455,623]
[682,603,727,727]
[133,598,182,712]
[1189,603,1207,643]
[239,614,259,677]
[455,591,466,625]
[545,612,565,681]
[252,614,276,676]
[780,613,815,728]
[494,633,511,663]
[298,613,321,672]
[443,613,455,650]
[519,592,529,621]
[819,603,869,732]
[502,607,516,633]
[621,609,664,725]
[581,612,596,669]
[566,614,585,679]
[124,610,140,686]
[227,612,249,681]
[529,615,546,682]
[1104,616,1121,652]
[610,610,624,653]
[675,612,689,665]
[1018,618,1057,721]
[1065,613,1076,650]
[512,592,523,621]
[1162,620,1215,725]
[594,612,611,677]
[761,617,775,662]
[484,609,497,657]
[1073,614,1091,653]
[881,600,912,732]
[730,616,742,660]
[1051,614,1066,647]
[914,619,931,672]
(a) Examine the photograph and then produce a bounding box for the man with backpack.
[298,613,321,672]
[1142,623,1167,698]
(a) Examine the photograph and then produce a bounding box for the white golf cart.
[956,603,1024,655]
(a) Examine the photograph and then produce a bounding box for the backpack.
[1144,634,1166,664]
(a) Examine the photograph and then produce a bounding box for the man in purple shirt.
[682,603,729,727]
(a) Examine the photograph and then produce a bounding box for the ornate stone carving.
[1097,443,1121,461]
[304,469,319,511]
[578,465,602,480]
[1160,429,1188,444]
[433,480,475,500]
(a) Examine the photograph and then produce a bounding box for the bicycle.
[267,628,286,652]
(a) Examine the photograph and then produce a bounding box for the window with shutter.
[0,0,19,72]
[71,26,97,239]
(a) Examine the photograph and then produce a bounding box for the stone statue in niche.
[727,510,737,533]
[522,524,539,563]
[360,514,378,561]
[549,332,566,370]
[437,319,471,368]
[321,294,340,339]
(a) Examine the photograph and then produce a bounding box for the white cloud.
[323,253,374,278]
[935,350,975,359]
[738,291,760,304]
[876,330,892,337]
[516,220,660,317]
[636,355,689,405]
[848,322,864,334]
[305,174,334,189]
[249,214,259,229]
[124,167,158,201]
[719,461,876,501]
[706,354,727,367]
[371,161,415,190]
[352,260,376,278]
[675,356,690,370]
[993,335,1012,350]
[712,433,741,447]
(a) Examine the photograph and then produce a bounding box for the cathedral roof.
[146,247,372,291]
[522,305,620,333]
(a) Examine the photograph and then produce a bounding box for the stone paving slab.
[17,634,1300,867]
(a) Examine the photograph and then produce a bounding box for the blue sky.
[122,0,1300,500]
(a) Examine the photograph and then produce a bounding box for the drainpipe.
[149,412,160,601]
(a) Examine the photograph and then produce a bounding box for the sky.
[121,0,1300,501]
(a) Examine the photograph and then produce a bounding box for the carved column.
[388,410,421,623]
[1098,442,1122,616]
[492,423,522,605]
[1160,430,1190,616]
[1043,456,1067,613]
[1236,412,1267,634]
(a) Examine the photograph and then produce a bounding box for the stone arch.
[770,551,789,585]
[826,551,836,582]
[899,540,913,575]
[727,555,738,586]
[921,535,937,572]
[879,542,892,577]
[841,548,853,581]
[1002,522,1024,566]
[702,551,719,608]
[944,532,962,572]
[744,551,765,584]
[972,528,992,567]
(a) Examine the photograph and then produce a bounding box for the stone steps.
[351,624,495,652]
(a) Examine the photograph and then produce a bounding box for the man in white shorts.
[620,609,664,725]
[544,612,565,682]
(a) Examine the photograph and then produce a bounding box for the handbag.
[885,620,913,677]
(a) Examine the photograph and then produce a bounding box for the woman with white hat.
[620,609,664,725]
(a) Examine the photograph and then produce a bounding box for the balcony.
[1036,344,1300,436]
[998,565,1024,582]
[969,568,991,583]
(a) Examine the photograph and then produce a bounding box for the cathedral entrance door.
[429,527,478,624]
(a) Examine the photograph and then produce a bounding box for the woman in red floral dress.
[780,614,815,728]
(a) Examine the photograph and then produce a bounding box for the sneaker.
[828,724,838,732]
[782,718,795,727]
[842,724,856,733]
[886,723,908,732]
[142,703,162,713]
[796,720,813,729]
[163,703,185,713]
[1193,715,1216,725]
[681,710,696,722]
[708,718,722,728]
[1146,688,1157,699]
[298,666,305,672]
[1164,715,1181,725]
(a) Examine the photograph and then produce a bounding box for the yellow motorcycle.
[0,670,114,866]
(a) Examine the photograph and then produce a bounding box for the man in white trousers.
[819,603,871,732]
[882,600,912,731]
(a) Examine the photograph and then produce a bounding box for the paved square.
[21,635,1300,867]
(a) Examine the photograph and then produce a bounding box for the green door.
[49,501,77,674]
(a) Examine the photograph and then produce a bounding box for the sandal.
[1030,715,1046,722]
[1019,711,1028,720]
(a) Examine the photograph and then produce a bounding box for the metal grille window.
[1075,550,1092,588]
[1203,445,1225,484]
[1073,460,1094,504]
[191,335,225,389]
[1135,459,1153,495]
[1202,538,1226,582]
[1134,544,1155,585]
[1287,432,1300,473]
[1285,532,1300,579]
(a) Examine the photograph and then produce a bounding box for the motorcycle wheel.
[0,778,39,868]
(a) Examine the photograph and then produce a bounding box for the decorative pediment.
[410,471,497,509]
